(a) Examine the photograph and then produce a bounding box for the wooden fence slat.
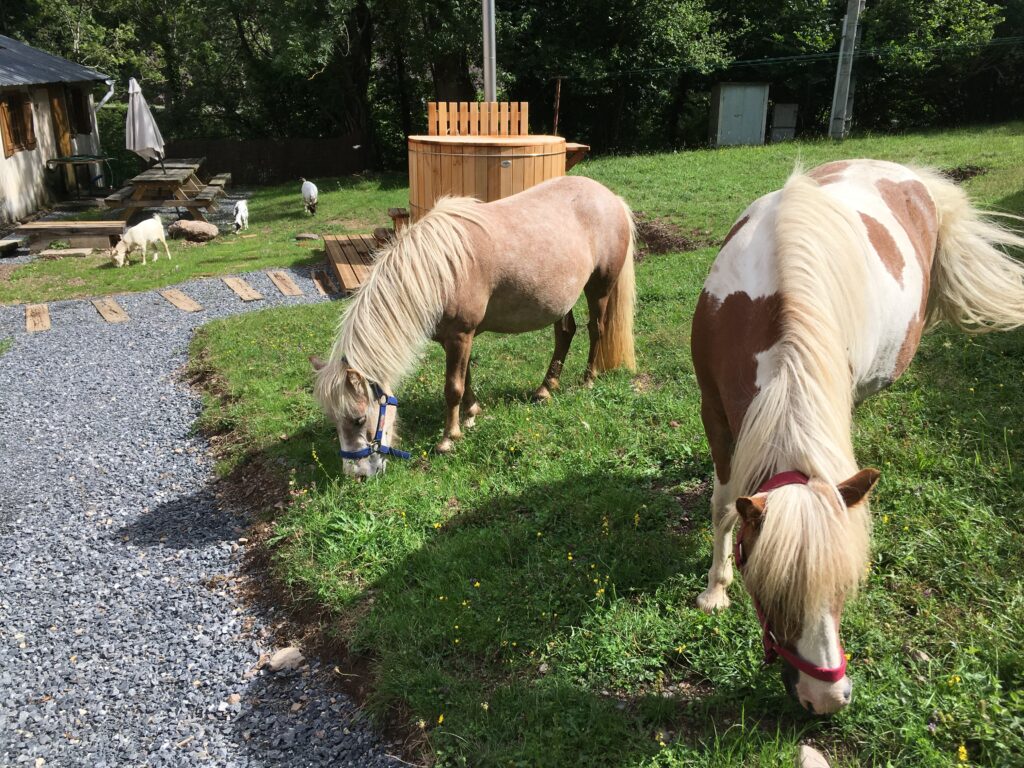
[489,102,499,137]
[428,101,438,136]
[160,289,202,312]
[25,304,50,333]
[510,102,519,136]
[520,102,529,135]
[499,102,509,135]
[469,102,479,135]
[437,102,448,136]
[222,276,263,302]
[458,101,469,135]
[92,298,129,323]
[266,270,303,297]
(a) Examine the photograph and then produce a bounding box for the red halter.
[734,470,848,684]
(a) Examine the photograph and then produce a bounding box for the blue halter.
[337,383,411,461]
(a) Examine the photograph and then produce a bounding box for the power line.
[549,35,1024,81]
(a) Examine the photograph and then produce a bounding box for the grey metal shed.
[709,83,769,147]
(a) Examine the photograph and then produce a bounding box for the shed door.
[48,86,75,187]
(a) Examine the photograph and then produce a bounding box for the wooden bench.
[104,186,135,205]
[565,142,591,171]
[209,173,232,188]
[15,220,125,252]
[195,185,225,203]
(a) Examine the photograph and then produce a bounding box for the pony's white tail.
[594,200,637,373]
[918,169,1024,333]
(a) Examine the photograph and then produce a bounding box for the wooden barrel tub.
[407,134,566,221]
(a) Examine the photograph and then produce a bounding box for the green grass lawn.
[0,173,407,305]
[190,123,1024,767]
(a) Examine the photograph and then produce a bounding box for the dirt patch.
[0,264,16,283]
[633,212,714,260]
[942,165,988,184]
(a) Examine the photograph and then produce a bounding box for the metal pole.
[553,76,562,134]
[482,0,497,101]
[829,0,864,139]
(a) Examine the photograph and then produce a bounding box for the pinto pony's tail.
[594,199,637,373]
[918,169,1024,333]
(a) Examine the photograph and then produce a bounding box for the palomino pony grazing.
[692,159,1024,714]
[312,175,636,478]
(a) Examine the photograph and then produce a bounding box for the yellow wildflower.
[958,744,968,762]
[567,552,573,561]
[438,714,444,725]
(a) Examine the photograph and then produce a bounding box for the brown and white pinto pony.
[312,175,636,478]
[692,159,1024,714]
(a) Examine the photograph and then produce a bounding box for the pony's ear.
[735,495,767,524]
[837,468,881,508]
[309,355,327,371]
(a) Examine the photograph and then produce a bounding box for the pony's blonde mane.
[728,170,873,627]
[314,197,487,418]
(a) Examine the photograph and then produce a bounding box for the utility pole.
[482,0,497,101]
[829,0,865,139]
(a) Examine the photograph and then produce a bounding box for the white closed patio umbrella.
[126,77,165,168]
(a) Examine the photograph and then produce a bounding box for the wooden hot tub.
[407,134,567,221]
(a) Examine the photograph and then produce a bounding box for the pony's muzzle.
[784,663,852,715]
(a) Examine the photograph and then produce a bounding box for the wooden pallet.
[324,234,378,292]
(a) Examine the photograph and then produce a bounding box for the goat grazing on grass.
[110,214,171,267]
[234,200,249,232]
[300,178,318,215]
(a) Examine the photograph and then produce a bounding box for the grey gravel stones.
[0,270,401,767]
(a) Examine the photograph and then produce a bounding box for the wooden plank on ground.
[222,276,263,302]
[0,238,24,253]
[267,270,303,297]
[311,269,338,295]
[92,298,129,324]
[25,304,50,333]
[160,289,202,312]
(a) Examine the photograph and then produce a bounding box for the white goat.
[233,199,249,232]
[110,214,171,267]
[300,177,318,215]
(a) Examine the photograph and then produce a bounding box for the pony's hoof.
[466,402,482,417]
[531,387,552,403]
[435,438,456,454]
[463,415,476,429]
[696,588,730,613]
[581,377,596,390]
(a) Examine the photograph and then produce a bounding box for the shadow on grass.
[267,466,810,766]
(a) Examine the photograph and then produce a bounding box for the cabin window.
[68,87,92,135]
[0,91,37,158]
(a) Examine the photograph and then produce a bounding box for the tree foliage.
[2,0,1022,162]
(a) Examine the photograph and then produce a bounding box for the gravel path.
[0,269,403,767]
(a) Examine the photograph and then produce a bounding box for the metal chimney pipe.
[482,0,496,101]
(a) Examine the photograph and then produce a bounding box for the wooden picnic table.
[104,157,222,222]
